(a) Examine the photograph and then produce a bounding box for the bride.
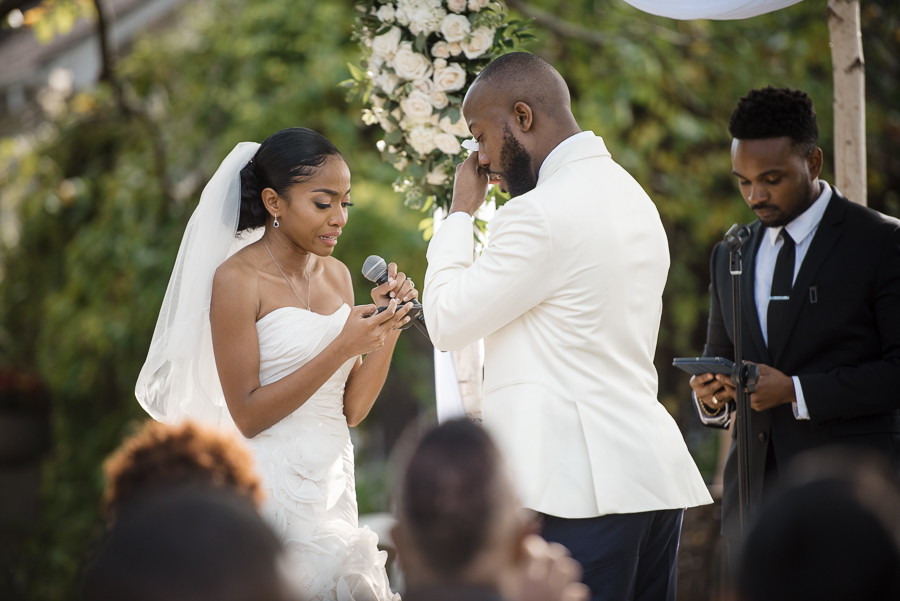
[136,128,415,601]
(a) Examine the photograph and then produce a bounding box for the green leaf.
[385,128,403,145]
[347,62,365,82]
[408,162,425,178]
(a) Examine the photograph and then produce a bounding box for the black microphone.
[362,255,430,342]
[724,223,752,252]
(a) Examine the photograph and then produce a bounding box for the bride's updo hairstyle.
[238,127,343,232]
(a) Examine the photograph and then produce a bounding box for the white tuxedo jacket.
[424,135,711,518]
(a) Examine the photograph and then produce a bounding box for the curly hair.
[103,420,263,520]
[728,86,819,155]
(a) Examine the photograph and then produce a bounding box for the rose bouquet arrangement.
[346,0,533,213]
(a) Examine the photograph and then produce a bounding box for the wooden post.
[827,0,866,206]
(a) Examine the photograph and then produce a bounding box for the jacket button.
[758,432,767,442]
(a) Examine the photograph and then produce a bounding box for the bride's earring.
[273,215,280,228]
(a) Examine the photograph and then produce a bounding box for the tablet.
[672,357,734,376]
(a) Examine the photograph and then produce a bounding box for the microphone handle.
[411,306,430,342]
[374,273,431,342]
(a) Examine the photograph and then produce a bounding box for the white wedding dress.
[246,303,399,601]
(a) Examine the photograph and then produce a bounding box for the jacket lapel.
[741,222,771,364]
[769,186,847,365]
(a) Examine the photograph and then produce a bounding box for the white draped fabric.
[431,202,493,424]
[619,0,803,20]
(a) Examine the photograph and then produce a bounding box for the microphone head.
[362,255,388,284]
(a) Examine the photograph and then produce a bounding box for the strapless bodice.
[255,304,355,425]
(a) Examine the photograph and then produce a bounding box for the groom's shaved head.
[461,53,581,198]
[466,52,572,123]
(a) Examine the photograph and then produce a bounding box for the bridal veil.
[135,142,262,428]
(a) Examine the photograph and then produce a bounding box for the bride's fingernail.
[390,292,395,298]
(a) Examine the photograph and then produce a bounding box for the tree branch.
[92,0,114,83]
[90,0,174,203]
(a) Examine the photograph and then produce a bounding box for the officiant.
[689,86,900,550]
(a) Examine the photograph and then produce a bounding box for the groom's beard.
[499,125,537,198]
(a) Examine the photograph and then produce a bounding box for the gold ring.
[711,394,719,405]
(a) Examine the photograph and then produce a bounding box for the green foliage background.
[0,0,898,598]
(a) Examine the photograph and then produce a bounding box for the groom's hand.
[449,151,490,217]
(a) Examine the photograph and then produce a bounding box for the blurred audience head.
[735,447,900,601]
[82,486,302,601]
[393,418,527,588]
[103,420,263,521]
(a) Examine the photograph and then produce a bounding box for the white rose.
[400,90,435,123]
[392,42,433,81]
[447,0,466,13]
[395,6,410,25]
[461,27,494,59]
[431,41,451,59]
[433,62,467,92]
[468,0,490,10]
[412,78,433,95]
[377,110,396,133]
[433,58,448,70]
[449,42,462,56]
[407,125,438,155]
[376,4,396,22]
[439,114,471,138]
[430,90,449,109]
[372,26,402,59]
[426,167,449,185]
[434,132,462,155]
[374,71,400,94]
[440,14,471,43]
[399,0,446,35]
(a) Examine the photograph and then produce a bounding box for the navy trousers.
[540,509,683,601]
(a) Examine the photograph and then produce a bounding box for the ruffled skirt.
[248,413,399,601]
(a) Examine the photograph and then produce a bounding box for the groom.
[423,53,711,601]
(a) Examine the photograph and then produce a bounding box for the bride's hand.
[371,262,419,307]
[338,300,412,357]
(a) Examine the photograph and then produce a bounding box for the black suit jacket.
[698,187,900,540]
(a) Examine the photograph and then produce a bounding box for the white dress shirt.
[754,181,832,420]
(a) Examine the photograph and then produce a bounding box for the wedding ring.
[408,279,414,288]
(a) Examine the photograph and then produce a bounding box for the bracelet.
[697,396,726,417]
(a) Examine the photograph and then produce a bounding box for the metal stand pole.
[724,224,760,538]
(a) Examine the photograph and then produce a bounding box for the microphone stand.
[723,224,760,538]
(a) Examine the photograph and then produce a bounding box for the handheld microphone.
[362,255,430,342]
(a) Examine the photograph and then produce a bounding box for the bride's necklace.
[263,238,311,311]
